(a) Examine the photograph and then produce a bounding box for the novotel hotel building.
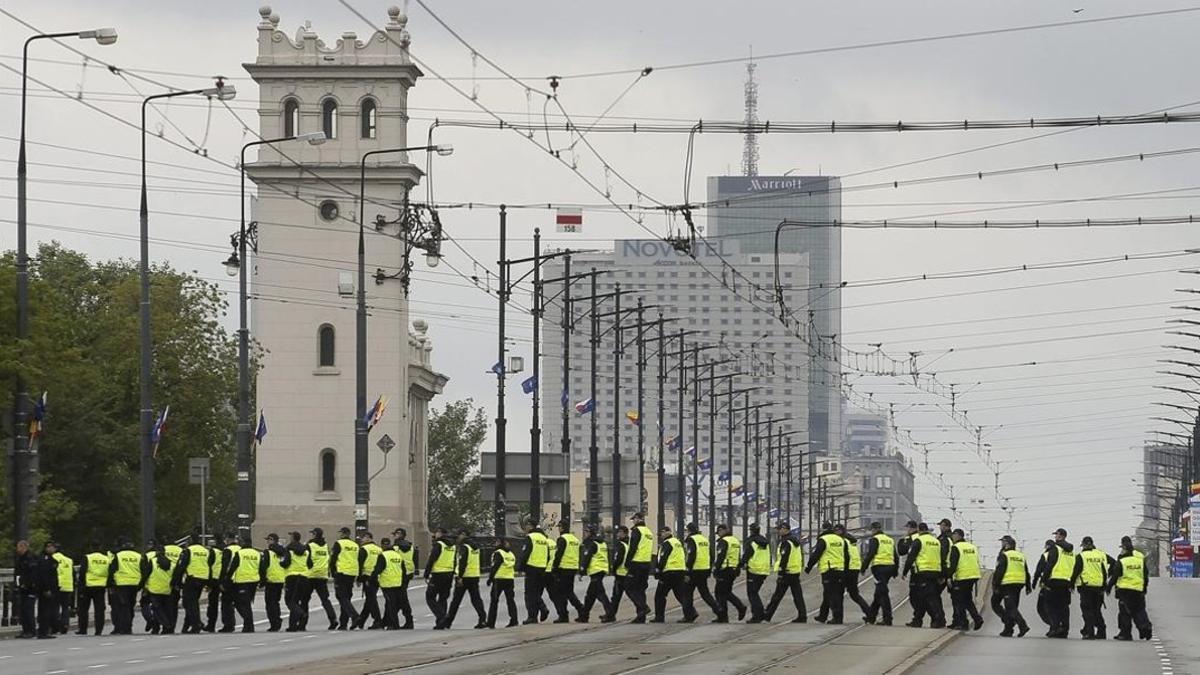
[706,175,843,458]
[540,238,811,489]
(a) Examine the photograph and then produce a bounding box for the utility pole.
[589,270,600,528]
[611,283,623,530]
[677,331,687,535]
[529,229,542,524]
[558,254,572,525]
[494,205,508,537]
[742,392,751,539]
[635,299,646,515]
[691,348,700,526]
[657,315,666,531]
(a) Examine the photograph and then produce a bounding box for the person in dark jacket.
[485,537,519,628]
[390,528,416,629]
[609,526,631,616]
[14,540,38,639]
[764,522,807,623]
[1040,529,1082,638]
[283,531,309,632]
[424,527,455,628]
[861,521,897,625]
[261,533,292,631]
[652,526,695,623]
[577,524,615,623]
[712,523,746,622]
[742,523,771,622]
[34,542,61,639]
[1107,535,1152,641]
[992,535,1032,638]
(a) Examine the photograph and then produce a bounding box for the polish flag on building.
[556,207,583,233]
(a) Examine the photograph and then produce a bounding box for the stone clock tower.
[244,6,446,549]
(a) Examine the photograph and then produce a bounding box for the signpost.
[188,457,210,542]
[1172,536,1194,578]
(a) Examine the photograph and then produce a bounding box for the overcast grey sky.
[4,0,1198,557]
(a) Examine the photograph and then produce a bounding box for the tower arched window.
[321,98,338,140]
[282,97,300,137]
[320,448,337,492]
[318,323,336,367]
[360,98,377,139]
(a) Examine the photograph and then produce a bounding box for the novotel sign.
[615,238,740,265]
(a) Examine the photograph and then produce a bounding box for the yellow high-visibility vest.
[264,549,287,584]
[379,549,405,589]
[872,533,896,568]
[221,544,242,580]
[398,545,415,576]
[687,534,711,571]
[632,525,654,563]
[185,545,210,580]
[660,537,686,572]
[952,541,981,581]
[494,549,517,580]
[614,541,629,576]
[431,540,455,574]
[526,532,550,569]
[52,552,74,592]
[1001,550,1027,586]
[774,540,803,574]
[719,535,741,570]
[286,548,308,578]
[307,542,330,579]
[818,533,846,573]
[362,542,383,578]
[456,543,481,578]
[555,533,581,571]
[145,551,173,595]
[587,540,609,576]
[334,539,360,576]
[846,539,863,572]
[1079,549,1109,588]
[746,539,770,575]
[915,534,942,573]
[1115,554,1146,592]
[163,544,182,568]
[1049,545,1076,582]
[113,550,143,587]
[85,552,112,588]
[210,547,224,580]
[232,548,261,584]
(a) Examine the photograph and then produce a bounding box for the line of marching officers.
[12,526,421,638]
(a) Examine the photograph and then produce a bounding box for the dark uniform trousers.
[263,582,284,630]
[687,571,719,614]
[111,586,138,634]
[284,576,308,630]
[867,566,895,623]
[522,569,546,622]
[357,578,381,628]
[203,583,221,631]
[580,573,613,619]
[77,587,107,635]
[552,570,584,620]
[426,572,453,624]
[145,592,173,633]
[843,571,870,616]
[219,580,240,631]
[234,583,257,631]
[1115,589,1152,639]
[713,569,746,620]
[1043,579,1072,634]
[914,572,946,625]
[907,574,925,624]
[765,573,806,621]
[745,573,768,620]
[382,580,413,629]
[181,578,205,633]
[998,584,1029,633]
[333,573,358,629]
[653,571,694,620]
[817,571,845,623]
[300,578,337,629]
[487,579,518,627]
[56,591,72,633]
[1077,586,1106,637]
[445,578,487,627]
[166,588,180,633]
[625,562,652,618]
[610,574,627,615]
[17,588,37,636]
[37,592,58,637]
[950,579,982,627]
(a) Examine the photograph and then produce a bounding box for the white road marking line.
[224,646,239,651]
[47,670,68,674]
[161,655,179,659]
[125,659,146,664]
[100,642,114,646]
[34,650,47,655]
[69,647,83,651]
[279,638,293,643]
[0,656,13,660]
[131,638,145,642]
[86,665,108,670]
[192,650,211,655]
[252,642,266,647]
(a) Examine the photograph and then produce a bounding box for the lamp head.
[434,144,454,156]
[425,252,440,268]
[297,131,327,146]
[223,252,240,276]
[80,28,118,45]
[202,80,237,101]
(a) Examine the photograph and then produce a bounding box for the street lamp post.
[230,132,325,539]
[356,144,452,537]
[140,79,235,545]
[13,26,117,542]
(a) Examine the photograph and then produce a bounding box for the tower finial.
[741,46,759,177]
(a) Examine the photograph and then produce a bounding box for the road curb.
[884,628,960,675]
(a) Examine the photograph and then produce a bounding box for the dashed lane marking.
[125,660,145,664]
[86,665,108,670]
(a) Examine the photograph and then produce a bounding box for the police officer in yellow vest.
[683,522,719,617]
[902,522,947,628]
[764,521,807,623]
[203,536,224,633]
[549,520,586,623]
[834,524,871,621]
[108,539,148,635]
[1041,527,1082,639]
[425,527,457,629]
[143,541,176,634]
[161,539,183,634]
[623,512,655,623]
[174,534,210,634]
[51,543,74,634]
[578,524,615,623]
[609,525,632,617]
[442,529,489,629]
[330,527,364,630]
[519,525,552,625]
[1107,535,1152,641]
[353,532,385,630]
[652,526,697,623]
[76,542,111,636]
[261,533,292,632]
[991,535,1031,638]
[215,533,242,633]
[1076,536,1112,640]
[301,527,339,631]
[390,528,416,629]
[377,537,406,629]
[225,535,267,632]
[485,536,519,628]
[861,522,897,626]
[713,523,747,623]
[742,523,772,623]
[808,521,847,624]
[947,529,984,631]
[283,531,308,632]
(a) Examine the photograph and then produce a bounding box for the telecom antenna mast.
[741,49,759,177]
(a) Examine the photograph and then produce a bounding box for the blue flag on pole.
[574,398,594,415]
[561,388,570,408]
[684,445,697,458]
[717,470,730,484]
[667,435,682,451]
[521,375,537,395]
[697,457,713,472]
[491,361,505,376]
[255,411,268,444]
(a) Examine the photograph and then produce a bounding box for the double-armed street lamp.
[13,26,117,542]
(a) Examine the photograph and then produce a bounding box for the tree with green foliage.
[426,398,490,534]
[0,242,245,562]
